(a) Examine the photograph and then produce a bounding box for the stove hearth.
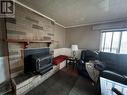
[24,48,53,75]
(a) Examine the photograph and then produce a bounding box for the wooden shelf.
[7,39,52,43]
[7,39,52,48]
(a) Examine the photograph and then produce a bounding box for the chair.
[77,50,99,78]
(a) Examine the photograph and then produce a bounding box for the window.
[120,32,127,54]
[100,31,127,54]
[111,32,120,53]
[103,32,112,52]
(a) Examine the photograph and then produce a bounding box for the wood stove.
[24,48,53,75]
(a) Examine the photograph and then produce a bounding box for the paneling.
[6,4,66,78]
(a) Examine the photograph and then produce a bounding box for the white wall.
[54,48,81,59]
[54,48,72,57]
[0,57,10,83]
[66,25,101,51]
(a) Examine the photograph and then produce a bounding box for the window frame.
[100,30,127,54]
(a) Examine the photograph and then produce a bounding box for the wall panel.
[6,4,66,78]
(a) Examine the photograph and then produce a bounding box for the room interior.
[0,0,127,95]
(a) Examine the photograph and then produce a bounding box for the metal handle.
[112,87,124,95]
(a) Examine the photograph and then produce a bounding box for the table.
[66,57,78,70]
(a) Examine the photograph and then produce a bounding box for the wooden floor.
[26,67,100,95]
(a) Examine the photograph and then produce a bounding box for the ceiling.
[17,0,127,28]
